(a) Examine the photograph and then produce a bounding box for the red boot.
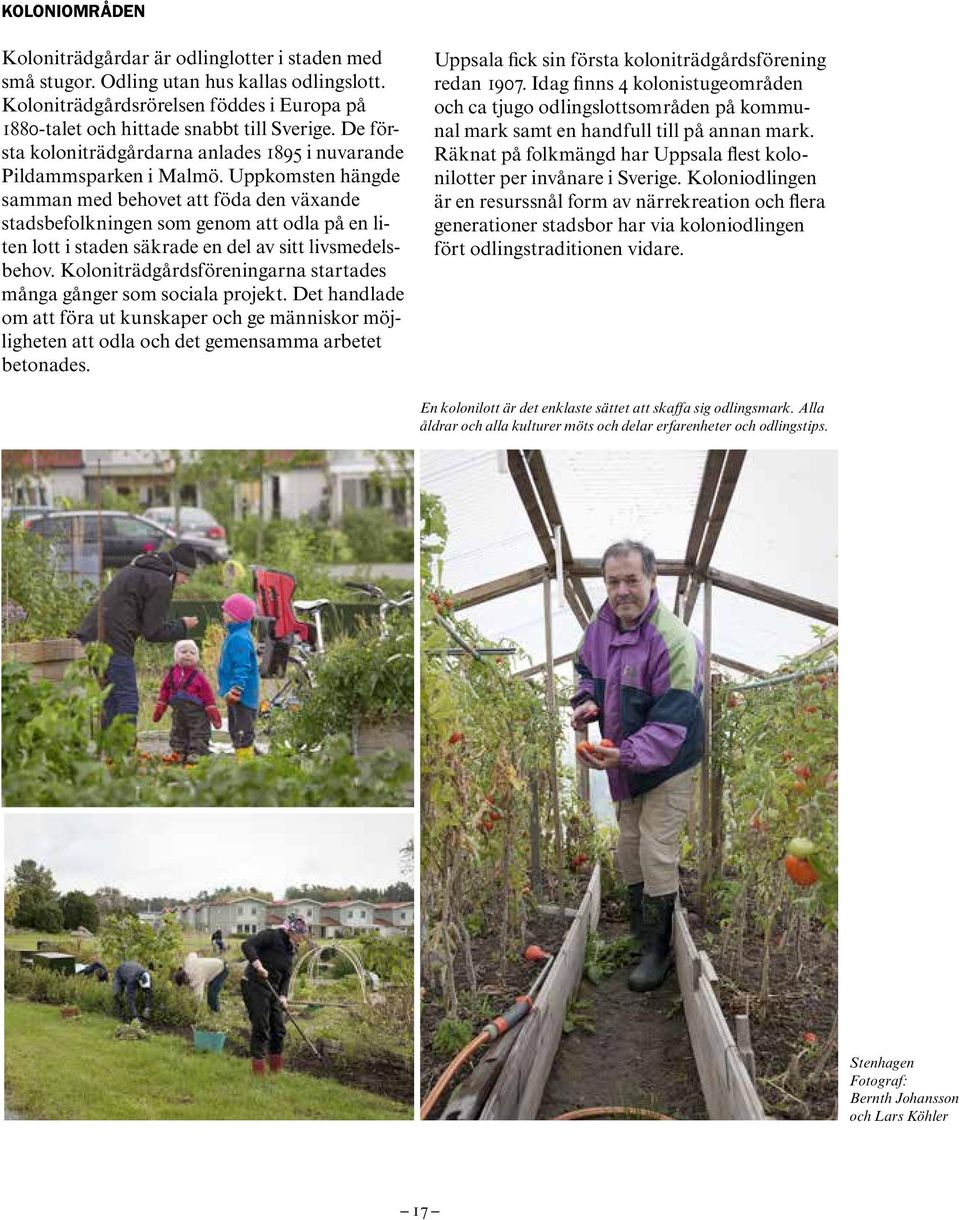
[267,1054,283,1073]
[251,1058,266,1076]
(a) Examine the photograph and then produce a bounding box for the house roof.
[3,450,83,470]
[209,895,267,906]
[320,900,376,909]
[374,902,413,910]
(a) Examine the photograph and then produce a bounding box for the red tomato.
[448,731,464,745]
[793,765,812,780]
[784,854,818,887]
[598,738,614,749]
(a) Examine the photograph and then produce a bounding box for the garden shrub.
[278,617,414,746]
[2,652,412,806]
[5,964,201,1028]
[1,521,92,642]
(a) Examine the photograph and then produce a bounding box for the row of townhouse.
[2,449,412,526]
[170,895,414,940]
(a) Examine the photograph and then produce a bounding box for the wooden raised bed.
[440,869,767,1121]
[478,864,602,1120]
[673,905,766,1120]
[2,638,84,681]
[353,714,414,758]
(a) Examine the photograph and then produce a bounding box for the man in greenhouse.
[572,539,704,993]
[75,543,200,729]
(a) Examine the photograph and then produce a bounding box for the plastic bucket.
[192,1027,227,1053]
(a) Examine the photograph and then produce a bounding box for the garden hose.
[420,952,555,1119]
[552,1106,673,1121]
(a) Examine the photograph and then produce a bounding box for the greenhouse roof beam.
[712,654,769,678]
[683,450,747,624]
[675,450,726,615]
[507,450,556,567]
[453,563,549,610]
[515,651,576,679]
[569,558,687,578]
[707,567,838,625]
[525,450,594,627]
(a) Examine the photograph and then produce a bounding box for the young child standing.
[218,593,260,761]
[153,638,221,763]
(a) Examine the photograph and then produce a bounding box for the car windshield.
[149,508,215,528]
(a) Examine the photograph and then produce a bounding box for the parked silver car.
[142,506,231,562]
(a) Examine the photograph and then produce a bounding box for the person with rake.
[240,915,309,1076]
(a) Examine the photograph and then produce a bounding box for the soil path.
[537,920,706,1120]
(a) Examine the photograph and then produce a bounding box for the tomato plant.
[712,634,838,1012]
[419,493,591,1021]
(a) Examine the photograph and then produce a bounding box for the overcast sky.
[5,812,413,899]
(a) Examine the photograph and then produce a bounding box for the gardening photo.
[1,449,414,807]
[4,810,415,1119]
[419,449,838,1121]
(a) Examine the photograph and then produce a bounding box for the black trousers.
[169,700,211,757]
[228,703,256,749]
[241,976,286,1059]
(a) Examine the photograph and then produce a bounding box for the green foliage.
[2,652,411,807]
[60,891,100,933]
[1,521,92,641]
[11,858,61,930]
[342,507,413,562]
[582,932,636,986]
[278,617,414,744]
[419,491,584,1019]
[713,640,838,933]
[347,932,414,986]
[431,1017,474,1057]
[5,963,199,1027]
[562,995,596,1035]
[99,911,184,975]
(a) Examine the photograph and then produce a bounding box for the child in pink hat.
[217,593,260,761]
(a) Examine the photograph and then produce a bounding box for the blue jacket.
[218,621,259,710]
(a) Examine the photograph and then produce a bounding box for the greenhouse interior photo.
[420,448,838,1121]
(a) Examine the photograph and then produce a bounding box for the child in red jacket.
[152,638,222,763]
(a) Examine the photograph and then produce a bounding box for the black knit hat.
[169,543,197,574]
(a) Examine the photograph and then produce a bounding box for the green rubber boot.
[628,892,676,993]
[627,882,644,943]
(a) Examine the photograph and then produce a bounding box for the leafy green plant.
[2,652,412,807]
[562,995,596,1035]
[1,521,93,642]
[99,911,184,975]
[582,933,636,986]
[431,1017,474,1057]
[277,617,414,744]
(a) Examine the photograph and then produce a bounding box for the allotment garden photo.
[1,449,414,806]
[420,450,838,1121]
[5,812,414,1119]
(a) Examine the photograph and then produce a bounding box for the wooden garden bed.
[438,867,766,1121]
[2,638,84,681]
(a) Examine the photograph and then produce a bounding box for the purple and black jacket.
[572,588,704,800]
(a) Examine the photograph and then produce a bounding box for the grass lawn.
[5,1000,409,1120]
[6,928,252,958]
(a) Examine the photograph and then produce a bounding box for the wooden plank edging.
[479,864,602,1120]
[674,905,766,1120]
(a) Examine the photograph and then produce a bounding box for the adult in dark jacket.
[240,917,309,1075]
[112,960,152,1021]
[76,544,199,728]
